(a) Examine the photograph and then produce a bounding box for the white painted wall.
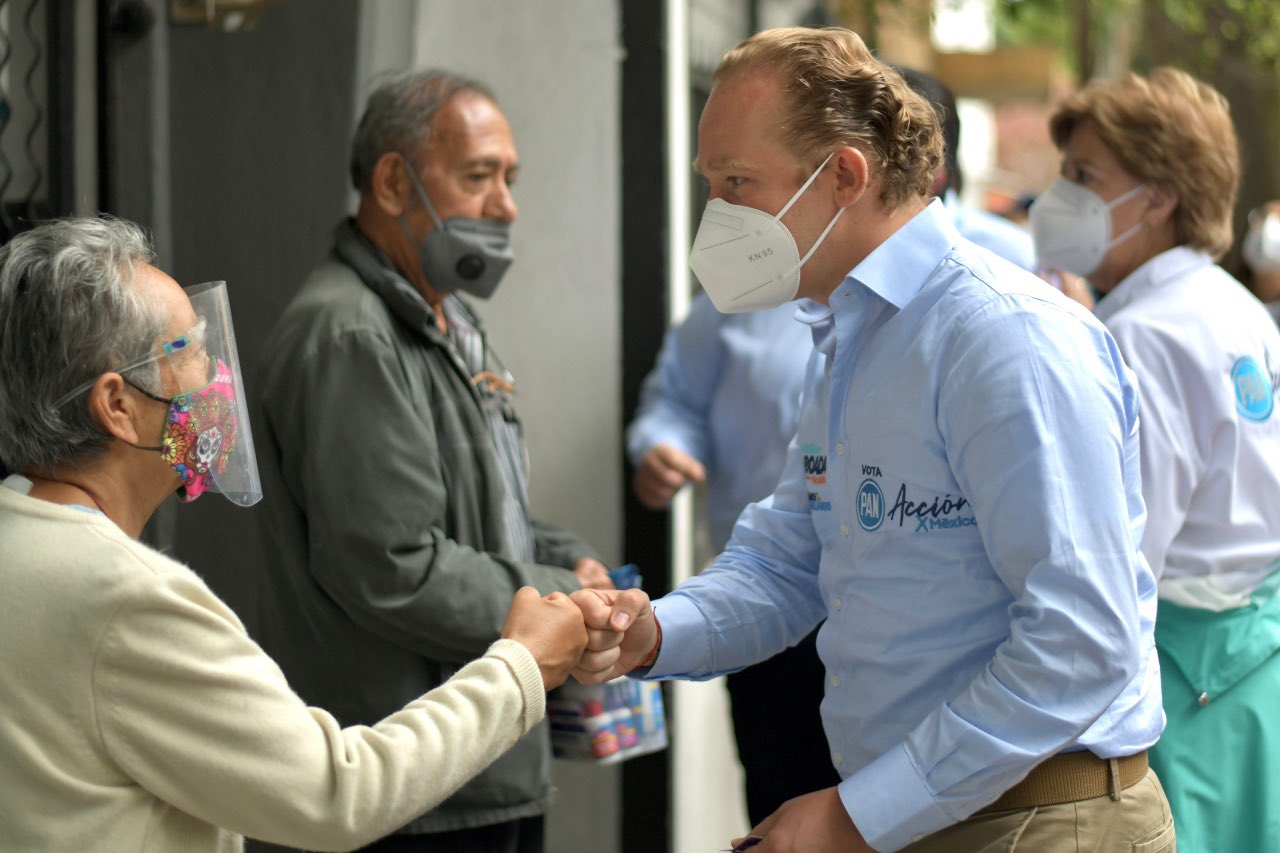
[356,3,624,851]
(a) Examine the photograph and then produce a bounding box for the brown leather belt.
[976,750,1149,814]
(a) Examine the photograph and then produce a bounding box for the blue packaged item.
[608,562,643,590]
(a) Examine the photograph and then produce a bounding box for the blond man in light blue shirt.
[575,27,1170,853]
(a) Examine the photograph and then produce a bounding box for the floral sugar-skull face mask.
[131,358,240,502]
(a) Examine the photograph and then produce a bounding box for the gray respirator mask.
[397,156,514,300]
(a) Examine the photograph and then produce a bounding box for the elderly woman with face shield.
[0,217,588,852]
[1033,69,1280,852]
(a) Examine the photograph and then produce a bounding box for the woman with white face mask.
[1034,69,1280,853]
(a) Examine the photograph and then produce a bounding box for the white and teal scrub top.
[1095,246,1280,609]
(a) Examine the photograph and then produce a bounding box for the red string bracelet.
[634,617,662,670]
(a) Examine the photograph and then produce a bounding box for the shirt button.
[836,443,847,456]
[1198,692,1211,706]
[830,675,841,688]
[833,752,844,765]
[840,523,851,536]
[833,597,842,611]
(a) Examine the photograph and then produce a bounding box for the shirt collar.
[795,298,837,359]
[1,474,105,517]
[332,219,446,342]
[1094,245,1214,322]
[1,474,32,495]
[837,198,960,311]
[793,200,959,358]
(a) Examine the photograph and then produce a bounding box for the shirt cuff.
[626,421,703,468]
[485,638,546,735]
[642,595,711,678]
[839,743,955,852]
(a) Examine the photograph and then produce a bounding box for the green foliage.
[995,0,1075,49]
[995,0,1280,73]
[1161,0,1280,70]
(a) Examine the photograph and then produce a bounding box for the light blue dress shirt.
[646,201,1164,851]
[627,294,813,549]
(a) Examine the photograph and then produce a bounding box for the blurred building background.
[2,0,1277,850]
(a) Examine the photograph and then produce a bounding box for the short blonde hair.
[1049,68,1239,258]
[713,27,942,209]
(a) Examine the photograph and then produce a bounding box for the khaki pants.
[902,769,1176,852]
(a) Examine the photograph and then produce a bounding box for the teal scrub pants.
[1149,572,1280,852]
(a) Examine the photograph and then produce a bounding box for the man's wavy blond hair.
[1049,68,1239,258]
[713,27,942,210]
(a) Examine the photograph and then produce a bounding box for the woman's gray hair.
[349,69,496,192]
[0,217,163,475]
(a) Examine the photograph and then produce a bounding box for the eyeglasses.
[51,318,210,410]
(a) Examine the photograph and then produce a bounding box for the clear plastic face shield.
[54,281,262,507]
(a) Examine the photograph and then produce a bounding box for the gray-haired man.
[253,71,611,853]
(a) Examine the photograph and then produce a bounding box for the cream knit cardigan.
[0,486,546,851]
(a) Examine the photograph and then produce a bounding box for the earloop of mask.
[403,155,447,230]
[768,151,842,283]
[118,376,170,453]
[1107,184,1149,250]
[785,207,847,280]
[773,151,837,223]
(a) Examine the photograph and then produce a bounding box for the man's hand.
[573,557,615,590]
[500,587,588,690]
[633,444,706,509]
[568,587,658,683]
[731,787,872,853]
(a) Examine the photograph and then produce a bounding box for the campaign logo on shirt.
[856,477,885,531]
[1232,355,1276,422]
[802,444,827,483]
[802,443,831,512]
[885,483,975,533]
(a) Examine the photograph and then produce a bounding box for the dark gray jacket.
[253,221,596,834]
